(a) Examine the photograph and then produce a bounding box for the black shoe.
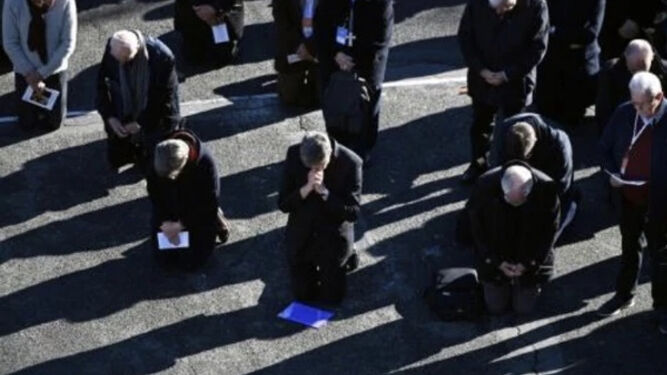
[344,253,359,273]
[597,295,635,317]
[216,208,230,244]
[461,163,485,185]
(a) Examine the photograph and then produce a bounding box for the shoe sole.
[597,299,635,317]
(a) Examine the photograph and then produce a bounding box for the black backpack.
[424,267,483,321]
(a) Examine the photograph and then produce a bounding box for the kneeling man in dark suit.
[278,131,362,305]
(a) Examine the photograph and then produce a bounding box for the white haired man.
[2,0,77,131]
[597,39,667,132]
[466,162,560,314]
[599,72,667,334]
[278,131,362,305]
[96,30,181,172]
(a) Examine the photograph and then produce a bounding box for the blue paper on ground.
[278,302,334,329]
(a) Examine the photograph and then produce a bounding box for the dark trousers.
[277,65,321,108]
[181,32,238,67]
[617,197,667,309]
[14,71,67,130]
[288,254,347,305]
[470,98,522,169]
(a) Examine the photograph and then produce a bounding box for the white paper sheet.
[212,23,230,44]
[22,86,59,111]
[157,231,190,250]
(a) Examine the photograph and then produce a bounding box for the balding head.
[488,0,517,14]
[110,30,140,64]
[625,39,654,74]
[501,165,534,207]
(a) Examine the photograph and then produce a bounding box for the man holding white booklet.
[2,0,77,131]
[147,128,230,270]
[598,72,667,335]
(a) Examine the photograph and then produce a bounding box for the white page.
[22,86,59,111]
[212,23,230,44]
[157,231,190,250]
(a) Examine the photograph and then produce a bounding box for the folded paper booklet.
[604,170,647,186]
[22,86,59,111]
[157,231,190,250]
[278,302,334,329]
[212,23,230,44]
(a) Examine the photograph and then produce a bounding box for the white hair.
[154,139,190,178]
[625,39,654,60]
[110,30,140,55]
[629,71,663,98]
[501,165,533,196]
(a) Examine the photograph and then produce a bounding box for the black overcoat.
[272,0,319,73]
[174,0,245,43]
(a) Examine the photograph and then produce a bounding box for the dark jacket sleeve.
[595,59,618,129]
[550,130,574,196]
[322,157,362,222]
[504,0,549,81]
[278,148,305,213]
[273,0,303,61]
[146,173,169,224]
[151,48,181,134]
[521,184,560,274]
[553,0,605,46]
[457,1,484,75]
[599,106,623,174]
[95,41,115,125]
[467,183,502,275]
[185,156,220,228]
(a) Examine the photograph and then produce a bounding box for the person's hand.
[161,221,184,245]
[25,70,45,93]
[513,263,526,277]
[498,262,516,277]
[482,69,506,86]
[193,5,218,25]
[108,117,128,138]
[125,121,141,135]
[609,173,623,188]
[300,169,324,199]
[314,182,329,200]
[335,52,355,72]
[618,19,640,40]
[296,43,314,61]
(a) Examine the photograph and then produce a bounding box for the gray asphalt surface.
[1,1,666,374]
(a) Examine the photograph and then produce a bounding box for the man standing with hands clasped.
[457,0,549,183]
[278,132,363,305]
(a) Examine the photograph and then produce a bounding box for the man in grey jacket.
[2,0,77,131]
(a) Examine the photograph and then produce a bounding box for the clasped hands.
[498,261,527,278]
[300,169,329,200]
[161,221,185,246]
[480,68,508,87]
[25,70,46,95]
[107,117,141,138]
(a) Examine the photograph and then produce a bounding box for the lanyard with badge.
[620,112,652,174]
[336,0,356,47]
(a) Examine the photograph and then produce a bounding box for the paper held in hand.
[157,231,190,250]
[22,86,60,111]
[604,170,647,186]
[212,23,230,44]
[287,54,302,64]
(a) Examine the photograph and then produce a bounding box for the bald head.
[110,30,140,64]
[625,39,654,74]
[501,165,534,207]
[489,0,517,13]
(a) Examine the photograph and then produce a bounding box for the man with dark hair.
[278,131,362,305]
[598,72,667,335]
[272,0,321,107]
[597,39,667,132]
[467,162,560,314]
[147,128,229,270]
[493,113,576,235]
[458,0,549,183]
[314,0,394,162]
[174,0,244,67]
[535,0,605,126]
[96,30,181,171]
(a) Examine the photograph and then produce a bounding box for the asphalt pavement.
[1,1,666,374]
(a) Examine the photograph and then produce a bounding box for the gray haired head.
[154,139,190,179]
[629,71,663,99]
[299,132,332,168]
[505,121,537,160]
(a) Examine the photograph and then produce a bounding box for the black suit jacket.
[174,0,245,43]
[467,161,560,285]
[458,0,549,108]
[278,139,363,265]
[272,0,319,73]
[314,0,394,89]
[494,113,573,196]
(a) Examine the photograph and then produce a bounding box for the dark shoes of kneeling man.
[597,294,667,335]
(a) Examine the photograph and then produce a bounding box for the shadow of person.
[385,36,465,82]
[0,138,143,229]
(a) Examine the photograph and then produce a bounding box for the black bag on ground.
[322,71,370,135]
[424,267,483,321]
